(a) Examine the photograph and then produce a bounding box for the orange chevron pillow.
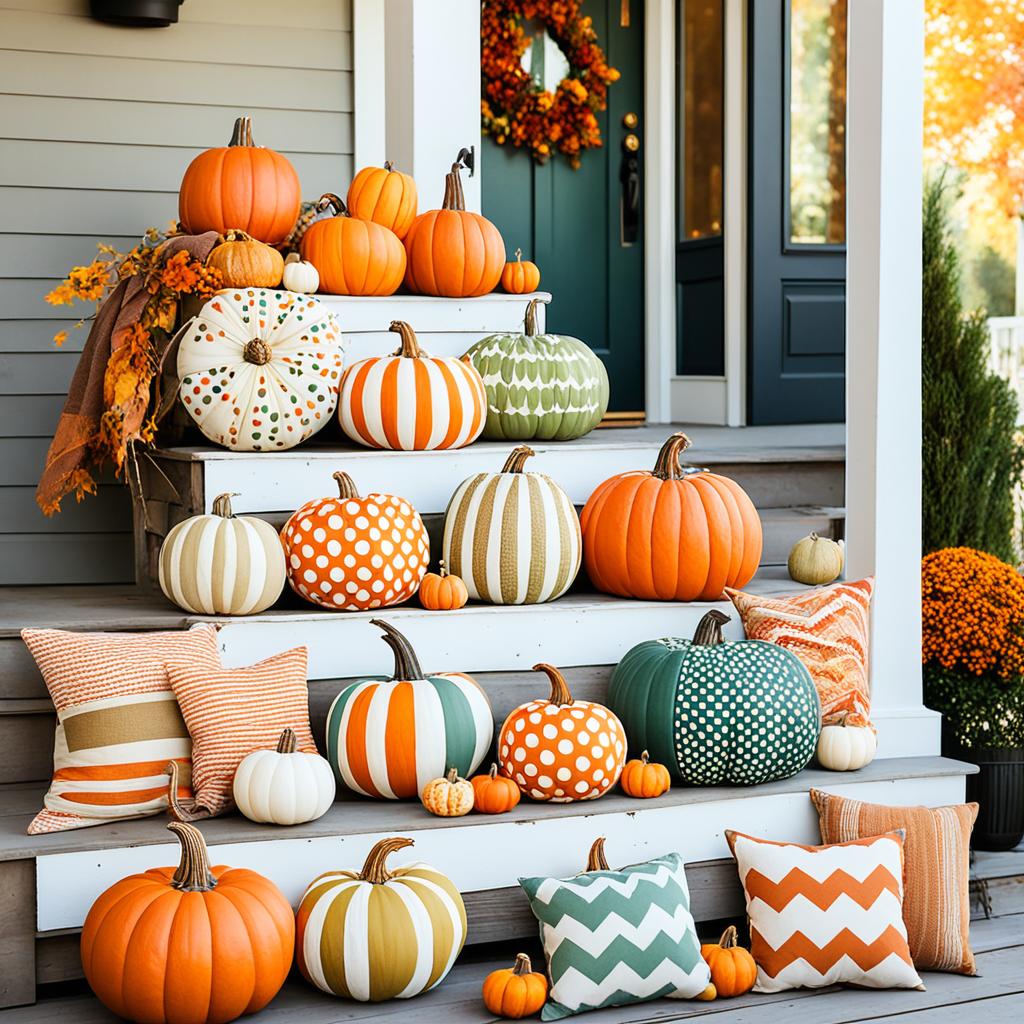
[725,577,874,727]
[726,830,923,993]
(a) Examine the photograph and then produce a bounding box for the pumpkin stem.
[641,750,650,765]
[446,767,459,783]
[692,610,730,647]
[332,471,360,500]
[652,432,694,479]
[228,115,255,147]
[439,560,450,578]
[221,229,256,243]
[359,836,414,884]
[316,193,349,217]
[586,836,610,872]
[389,321,422,358]
[168,821,217,892]
[165,759,214,822]
[489,763,499,780]
[285,252,302,265]
[371,619,426,681]
[276,727,298,754]
[515,247,523,262]
[512,952,534,976]
[501,445,536,474]
[719,924,740,949]
[211,492,239,518]
[442,152,469,211]
[243,338,272,366]
[533,663,573,706]
[384,160,395,172]
[524,298,545,337]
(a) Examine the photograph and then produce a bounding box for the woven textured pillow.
[167,646,315,817]
[811,789,978,975]
[21,626,220,835]
[727,829,922,992]
[725,577,874,727]
[519,851,710,1020]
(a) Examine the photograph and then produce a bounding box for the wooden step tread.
[0,757,976,863]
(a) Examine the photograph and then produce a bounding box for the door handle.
[620,136,640,246]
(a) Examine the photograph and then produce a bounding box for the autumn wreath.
[481,0,620,167]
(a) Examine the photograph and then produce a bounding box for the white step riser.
[34,770,966,933]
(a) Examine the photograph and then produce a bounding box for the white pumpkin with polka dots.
[280,470,429,610]
[497,663,627,802]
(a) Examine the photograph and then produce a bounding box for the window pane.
[678,0,724,241]
[789,0,847,245]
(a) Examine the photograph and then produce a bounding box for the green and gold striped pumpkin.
[442,446,581,604]
[296,837,466,1001]
[158,492,286,615]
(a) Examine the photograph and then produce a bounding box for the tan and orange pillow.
[726,829,922,992]
[725,577,873,727]
[812,788,978,975]
[21,626,221,835]
[167,646,316,818]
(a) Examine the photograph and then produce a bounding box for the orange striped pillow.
[21,626,221,835]
[726,829,923,992]
[812,789,978,975]
[725,578,874,727]
[167,646,316,817]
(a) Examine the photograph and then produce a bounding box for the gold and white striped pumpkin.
[296,837,466,1001]
[442,445,581,604]
[338,320,486,450]
[158,492,286,614]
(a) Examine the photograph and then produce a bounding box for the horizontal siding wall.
[0,0,354,585]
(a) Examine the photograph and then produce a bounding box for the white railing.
[989,316,1024,423]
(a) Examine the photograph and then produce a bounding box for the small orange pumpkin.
[620,750,671,798]
[482,952,548,1018]
[419,561,470,610]
[421,767,474,817]
[700,925,757,997]
[300,193,406,296]
[501,249,541,294]
[347,161,418,240]
[471,763,521,814]
[206,230,284,289]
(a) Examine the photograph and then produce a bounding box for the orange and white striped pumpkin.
[338,321,486,450]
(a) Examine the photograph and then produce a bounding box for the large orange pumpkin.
[347,161,419,240]
[580,432,762,601]
[403,150,505,297]
[497,663,626,802]
[178,116,300,246]
[81,822,294,1024]
[300,193,406,296]
[281,470,429,610]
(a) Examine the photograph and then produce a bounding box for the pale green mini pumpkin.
[462,298,609,441]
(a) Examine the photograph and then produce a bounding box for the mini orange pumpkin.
[471,763,521,814]
[347,161,418,240]
[482,952,548,1018]
[300,193,406,296]
[206,230,284,289]
[419,561,470,610]
[501,248,541,294]
[421,767,474,816]
[620,750,671,798]
[700,925,757,997]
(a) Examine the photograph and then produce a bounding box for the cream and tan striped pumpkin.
[442,445,581,604]
[338,320,486,450]
[296,837,466,1001]
[158,492,286,615]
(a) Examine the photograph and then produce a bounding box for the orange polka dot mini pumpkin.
[498,663,626,802]
[281,471,429,610]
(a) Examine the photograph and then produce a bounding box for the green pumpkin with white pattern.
[462,298,609,441]
[607,610,820,786]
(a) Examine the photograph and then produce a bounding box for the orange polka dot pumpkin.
[498,664,627,802]
[281,471,429,610]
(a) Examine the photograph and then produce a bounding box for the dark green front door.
[481,2,646,414]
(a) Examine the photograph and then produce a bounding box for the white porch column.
[382,0,482,212]
[845,0,940,757]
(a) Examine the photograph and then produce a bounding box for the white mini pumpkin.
[233,727,336,824]
[178,288,346,451]
[788,532,845,585]
[158,491,286,615]
[281,252,320,293]
[817,718,877,771]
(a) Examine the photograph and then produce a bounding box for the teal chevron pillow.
[519,852,710,1020]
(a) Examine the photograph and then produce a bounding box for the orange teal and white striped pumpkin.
[442,446,581,604]
[158,492,286,614]
[325,620,492,798]
[338,321,486,450]
[296,837,466,1001]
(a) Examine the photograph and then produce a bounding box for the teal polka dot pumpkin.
[607,610,820,786]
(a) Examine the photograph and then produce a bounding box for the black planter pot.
[962,747,1024,851]
[90,0,183,26]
